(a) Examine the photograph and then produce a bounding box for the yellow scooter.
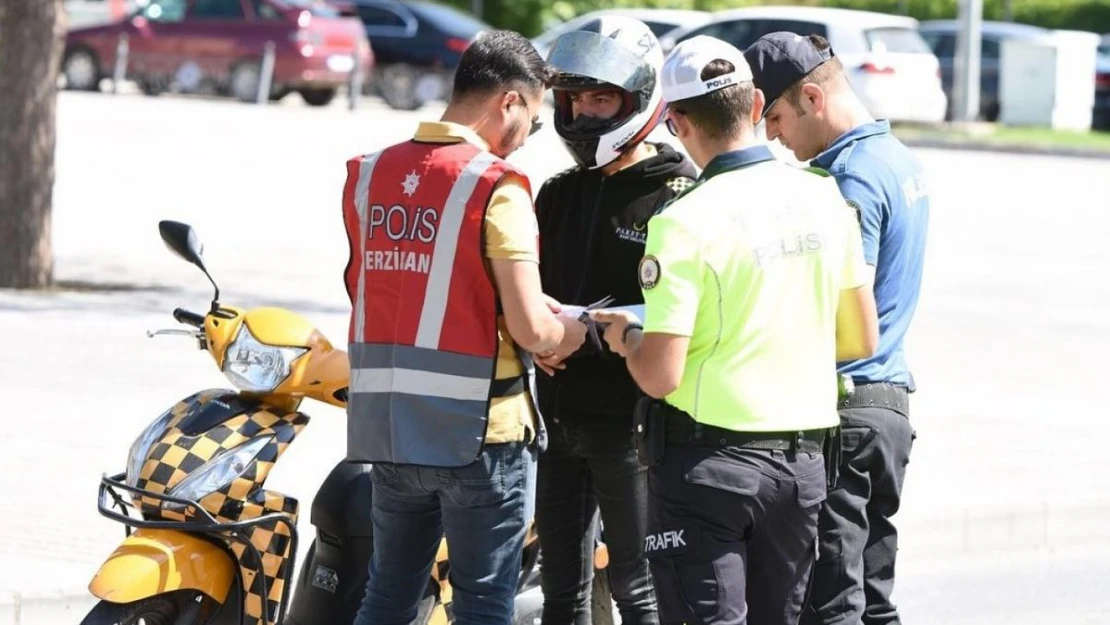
[81,220,348,625]
[80,220,614,625]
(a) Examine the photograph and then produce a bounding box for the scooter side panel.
[135,388,309,517]
[89,528,236,603]
[220,488,300,625]
[132,389,309,625]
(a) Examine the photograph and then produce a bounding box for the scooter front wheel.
[80,592,211,625]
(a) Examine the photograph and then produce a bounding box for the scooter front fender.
[89,528,236,604]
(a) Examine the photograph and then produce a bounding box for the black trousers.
[647,444,827,625]
[535,412,658,625]
[801,391,916,625]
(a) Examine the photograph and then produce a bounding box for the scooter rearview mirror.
[157,220,223,313]
[158,220,206,271]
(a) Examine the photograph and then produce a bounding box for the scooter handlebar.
[173,308,205,328]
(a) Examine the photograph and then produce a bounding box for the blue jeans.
[355,442,534,625]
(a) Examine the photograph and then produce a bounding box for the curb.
[5,500,1109,623]
[0,589,97,625]
[898,498,1110,561]
[898,136,1110,160]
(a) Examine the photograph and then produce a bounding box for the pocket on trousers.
[648,528,747,623]
[649,546,719,623]
[795,468,828,509]
[370,462,401,486]
[840,421,877,456]
[683,456,762,497]
[436,445,510,507]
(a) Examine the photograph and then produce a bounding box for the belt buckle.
[794,431,804,451]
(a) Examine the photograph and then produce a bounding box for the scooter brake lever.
[146,328,202,339]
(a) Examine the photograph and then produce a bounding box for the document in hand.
[600,305,644,324]
[556,295,615,322]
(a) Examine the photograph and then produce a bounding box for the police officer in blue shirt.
[744,32,929,625]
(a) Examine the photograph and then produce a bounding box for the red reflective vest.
[341,139,532,467]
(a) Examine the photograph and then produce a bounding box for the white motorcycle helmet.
[546,16,666,170]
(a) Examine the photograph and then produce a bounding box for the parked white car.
[660,6,948,124]
[532,8,711,61]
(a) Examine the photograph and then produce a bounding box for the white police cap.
[660,35,754,103]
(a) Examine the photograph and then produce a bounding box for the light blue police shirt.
[812,120,929,391]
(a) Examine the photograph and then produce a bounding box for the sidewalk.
[2,92,1109,623]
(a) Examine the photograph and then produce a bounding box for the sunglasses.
[519,98,541,135]
[513,91,543,136]
[664,108,685,137]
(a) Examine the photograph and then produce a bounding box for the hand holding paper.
[589,309,642,357]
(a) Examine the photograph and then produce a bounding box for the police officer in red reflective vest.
[341,30,588,625]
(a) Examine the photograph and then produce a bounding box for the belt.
[662,406,826,454]
[838,382,909,416]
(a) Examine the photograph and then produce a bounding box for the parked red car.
[62,0,373,106]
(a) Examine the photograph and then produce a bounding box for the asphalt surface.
[1,90,1108,623]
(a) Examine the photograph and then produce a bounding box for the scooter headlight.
[167,436,273,506]
[222,324,307,393]
[126,408,176,487]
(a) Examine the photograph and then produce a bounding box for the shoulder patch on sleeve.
[639,254,661,290]
[665,176,696,195]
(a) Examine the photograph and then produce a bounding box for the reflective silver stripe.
[350,367,490,402]
[353,151,382,343]
[347,392,486,467]
[414,151,498,349]
[349,342,491,378]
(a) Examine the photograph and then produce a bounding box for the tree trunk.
[0,0,66,289]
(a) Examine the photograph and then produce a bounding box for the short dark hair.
[670,60,755,140]
[781,35,844,113]
[451,30,552,100]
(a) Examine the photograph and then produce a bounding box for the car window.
[191,0,245,19]
[760,19,827,39]
[682,19,760,51]
[249,0,282,19]
[408,1,489,38]
[981,36,1000,60]
[141,0,187,22]
[359,5,408,28]
[921,32,955,58]
[643,21,680,39]
[866,27,933,54]
[270,0,339,17]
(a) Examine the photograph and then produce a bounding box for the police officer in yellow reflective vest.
[592,35,879,625]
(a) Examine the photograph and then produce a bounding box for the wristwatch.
[622,323,643,345]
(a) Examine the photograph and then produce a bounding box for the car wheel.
[300,87,337,107]
[379,64,425,111]
[137,77,167,96]
[63,47,101,91]
[229,62,263,103]
[984,98,1001,122]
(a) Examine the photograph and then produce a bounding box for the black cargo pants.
[646,442,827,625]
[801,383,916,625]
[535,411,658,625]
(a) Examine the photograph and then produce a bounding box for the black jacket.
[535,142,697,419]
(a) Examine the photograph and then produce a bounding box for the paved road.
[1,91,1108,621]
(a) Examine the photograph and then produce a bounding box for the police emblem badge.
[639,255,660,290]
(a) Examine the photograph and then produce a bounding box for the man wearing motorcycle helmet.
[532,15,697,625]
